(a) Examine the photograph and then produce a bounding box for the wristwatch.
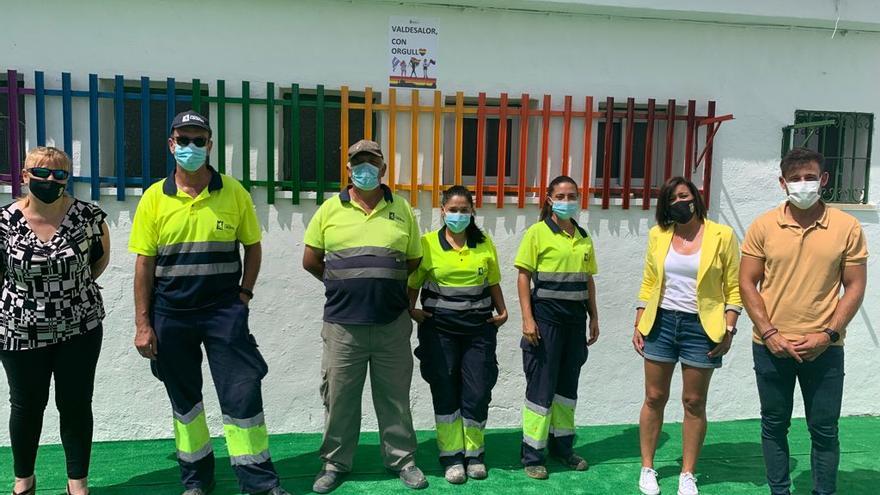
[240,286,254,299]
[822,328,840,343]
[726,325,738,336]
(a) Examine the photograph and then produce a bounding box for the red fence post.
[703,100,716,208]
[622,97,635,210]
[496,93,509,208]
[643,98,656,210]
[601,97,614,209]
[581,96,594,209]
[684,99,696,180]
[539,95,551,206]
[664,99,675,183]
[517,93,530,208]
[475,92,487,207]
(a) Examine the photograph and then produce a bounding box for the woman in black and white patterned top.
[0,147,109,495]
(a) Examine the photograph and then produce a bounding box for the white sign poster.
[388,16,439,89]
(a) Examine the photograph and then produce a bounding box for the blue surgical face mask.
[551,200,580,220]
[174,144,207,172]
[444,212,472,234]
[350,162,380,191]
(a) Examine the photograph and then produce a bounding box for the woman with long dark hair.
[0,147,109,495]
[633,176,741,495]
[514,175,599,479]
[408,185,508,484]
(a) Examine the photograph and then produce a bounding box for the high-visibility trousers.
[151,299,279,494]
[415,321,498,467]
[520,319,588,466]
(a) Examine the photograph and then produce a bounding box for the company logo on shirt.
[478,267,484,276]
[388,211,405,224]
[216,220,235,231]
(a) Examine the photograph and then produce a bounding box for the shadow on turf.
[655,441,776,488]
[98,427,664,494]
[792,468,880,494]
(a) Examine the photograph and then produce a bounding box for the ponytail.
[464,212,486,245]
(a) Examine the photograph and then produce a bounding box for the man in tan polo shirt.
[740,147,867,495]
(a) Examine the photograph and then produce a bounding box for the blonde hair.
[24,146,72,171]
[21,146,72,206]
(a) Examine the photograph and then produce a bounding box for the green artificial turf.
[1,416,877,494]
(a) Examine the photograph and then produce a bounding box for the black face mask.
[29,179,65,204]
[668,200,695,224]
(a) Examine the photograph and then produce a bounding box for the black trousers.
[0,327,103,479]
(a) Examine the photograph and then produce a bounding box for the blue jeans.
[642,308,722,369]
[753,343,844,495]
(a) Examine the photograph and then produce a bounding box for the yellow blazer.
[636,220,742,343]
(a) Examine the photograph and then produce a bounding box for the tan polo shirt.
[741,202,868,345]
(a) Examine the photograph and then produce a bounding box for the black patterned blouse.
[0,199,107,351]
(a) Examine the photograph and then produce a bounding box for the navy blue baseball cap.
[171,110,211,134]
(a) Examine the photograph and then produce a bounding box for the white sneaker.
[639,467,660,495]
[678,472,698,495]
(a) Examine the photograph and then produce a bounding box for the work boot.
[466,462,488,480]
[444,464,467,484]
[524,465,548,479]
[312,470,345,494]
[399,465,428,489]
[182,480,215,495]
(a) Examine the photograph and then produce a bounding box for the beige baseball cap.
[347,139,384,160]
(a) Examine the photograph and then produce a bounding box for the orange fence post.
[340,86,350,188]
[364,87,373,141]
[475,92,487,207]
[410,90,420,205]
[388,88,397,191]
[454,91,464,186]
[432,90,442,207]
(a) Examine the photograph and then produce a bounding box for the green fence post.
[316,85,325,204]
[217,80,226,174]
[290,84,301,205]
[242,80,251,189]
[266,81,275,204]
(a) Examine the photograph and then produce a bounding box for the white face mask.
[785,180,821,210]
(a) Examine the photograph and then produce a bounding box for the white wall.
[1,0,879,445]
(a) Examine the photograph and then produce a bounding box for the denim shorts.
[642,308,721,369]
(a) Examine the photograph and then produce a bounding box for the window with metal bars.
[0,75,25,175]
[782,110,874,204]
[119,81,209,181]
[281,90,378,189]
[442,96,523,186]
[595,102,686,191]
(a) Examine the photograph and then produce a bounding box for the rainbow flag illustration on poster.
[389,16,439,89]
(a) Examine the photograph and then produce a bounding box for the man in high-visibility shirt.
[302,139,428,493]
[130,110,289,495]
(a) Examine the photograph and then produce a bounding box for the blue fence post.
[165,78,176,174]
[140,76,151,191]
[114,75,126,200]
[34,71,46,146]
[88,74,100,201]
